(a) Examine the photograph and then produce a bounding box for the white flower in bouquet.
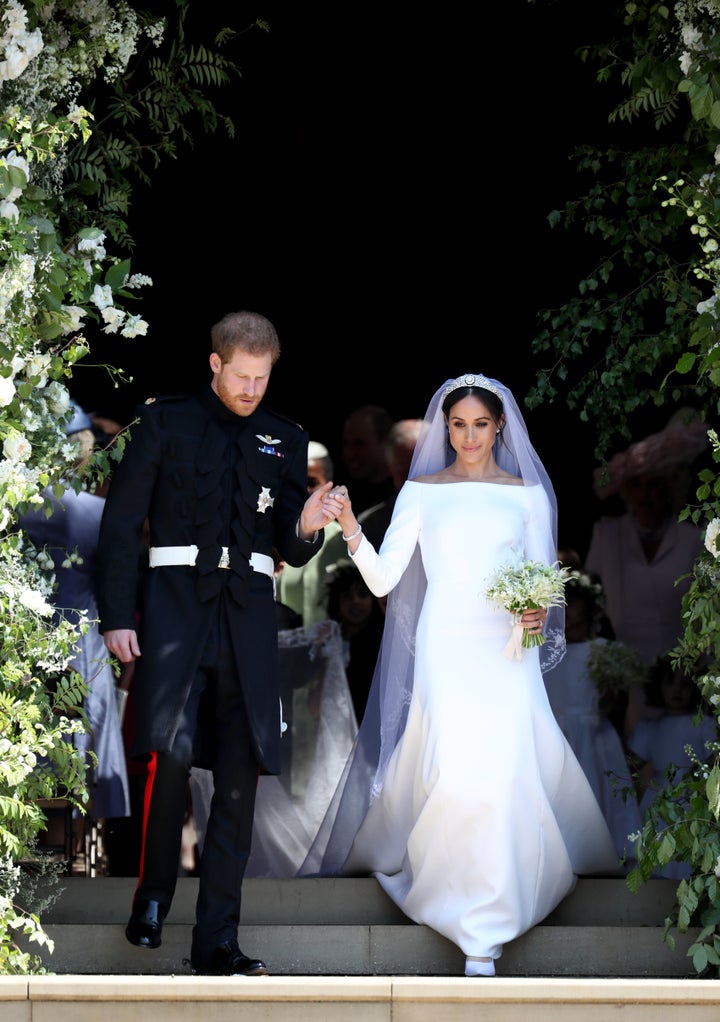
[485,558,570,656]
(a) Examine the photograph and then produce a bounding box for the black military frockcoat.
[96,385,323,775]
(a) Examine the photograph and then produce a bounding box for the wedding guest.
[542,569,642,863]
[271,548,303,630]
[191,618,358,879]
[627,654,715,879]
[338,404,395,514]
[585,408,707,736]
[357,418,424,549]
[325,558,385,723]
[19,400,131,863]
[275,440,342,625]
[301,372,619,978]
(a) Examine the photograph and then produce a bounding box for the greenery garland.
[0,0,265,974]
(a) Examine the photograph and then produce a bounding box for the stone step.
[29,876,698,978]
[8,876,719,1022]
[4,975,720,1022]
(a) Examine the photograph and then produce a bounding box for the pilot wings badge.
[256,434,284,458]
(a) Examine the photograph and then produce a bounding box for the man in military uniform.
[96,310,337,976]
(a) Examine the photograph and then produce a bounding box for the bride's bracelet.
[342,524,362,542]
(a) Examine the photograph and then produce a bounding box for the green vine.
[528,0,720,975]
[0,0,267,973]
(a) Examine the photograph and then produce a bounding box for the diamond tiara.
[442,374,503,402]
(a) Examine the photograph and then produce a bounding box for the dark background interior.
[70,3,657,557]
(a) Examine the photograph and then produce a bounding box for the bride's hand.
[323,486,356,531]
[520,608,547,634]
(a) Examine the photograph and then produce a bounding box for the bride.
[302,372,620,977]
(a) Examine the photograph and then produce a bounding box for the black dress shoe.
[125,899,166,949]
[191,938,268,976]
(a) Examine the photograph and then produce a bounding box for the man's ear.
[209,352,222,374]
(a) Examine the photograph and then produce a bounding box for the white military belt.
[148,545,274,579]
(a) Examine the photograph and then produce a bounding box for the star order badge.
[257,486,275,513]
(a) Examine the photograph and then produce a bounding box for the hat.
[64,399,93,436]
[308,441,330,461]
[593,408,709,499]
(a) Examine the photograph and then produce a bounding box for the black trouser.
[133,607,259,959]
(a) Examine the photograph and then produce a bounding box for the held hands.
[322,485,357,536]
[299,482,359,546]
[299,480,344,537]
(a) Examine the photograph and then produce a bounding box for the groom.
[96,310,336,975]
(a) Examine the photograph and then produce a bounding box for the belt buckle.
[218,546,230,570]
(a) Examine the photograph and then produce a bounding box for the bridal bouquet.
[485,559,570,659]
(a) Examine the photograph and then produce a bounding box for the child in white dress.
[543,570,642,864]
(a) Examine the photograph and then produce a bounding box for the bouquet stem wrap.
[503,620,526,661]
[502,615,546,660]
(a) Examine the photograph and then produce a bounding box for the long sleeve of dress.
[349,482,421,597]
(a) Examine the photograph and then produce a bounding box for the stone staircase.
[24,875,697,978]
[4,875,719,1021]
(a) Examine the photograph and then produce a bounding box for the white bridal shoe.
[465,956,496,977]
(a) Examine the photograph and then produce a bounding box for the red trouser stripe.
[135,751,157,896]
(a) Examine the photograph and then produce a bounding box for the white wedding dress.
[328,480,620,961]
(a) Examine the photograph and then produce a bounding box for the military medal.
[257,487,275,513]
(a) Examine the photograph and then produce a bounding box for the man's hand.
[103,628,141,663]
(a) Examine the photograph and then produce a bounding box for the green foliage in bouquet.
[485,559,569,650]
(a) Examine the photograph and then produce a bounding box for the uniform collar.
[198,383,258,427]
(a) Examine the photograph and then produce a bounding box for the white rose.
[60,305,85,334]
[92,284,113,310]
[0,199,19,222]
[25,352,51,384]
[121,315,149,338]
[18,587,53,616]
[45,381,70,416]
[101,306,126,333]
[2,149,29,200]
[705,518,720,559]
[3,429,31,462]
[0,375,16,407]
